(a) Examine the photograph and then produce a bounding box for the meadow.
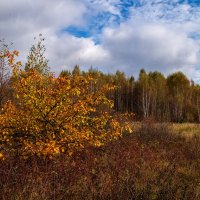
[1,121,200,200]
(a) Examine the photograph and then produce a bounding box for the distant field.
[131,122,200,137]
[170,123,200,137]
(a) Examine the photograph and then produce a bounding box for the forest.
[1,40,200,124]
[61,65,200,123]
[1,39,200,199]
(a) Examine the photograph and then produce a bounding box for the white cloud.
[45,34,110,73]
[85,0,121,15]
[101,21,199,77]
[0,0,200,81]
[0,0,86,62]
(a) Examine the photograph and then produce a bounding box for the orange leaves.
[0,152,5,160]
[0,50,19,66]
[13,50,19,56]
[0,48,22,82]
[0,48,130,160]
[0,65,123,160]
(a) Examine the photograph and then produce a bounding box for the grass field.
[170,123,200,137]
[1,122,200,200]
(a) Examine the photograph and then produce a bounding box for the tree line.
[60,66,200,123]
[1,37,200,123]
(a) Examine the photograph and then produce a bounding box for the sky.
[0,0,200,81]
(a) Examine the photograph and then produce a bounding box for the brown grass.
[1,122,200,200]
[170,123,200,137]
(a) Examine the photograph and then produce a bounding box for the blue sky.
[65,1,135,42]
[0,0,200,81]
[66,0,200,38]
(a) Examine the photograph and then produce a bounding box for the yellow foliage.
[0,57,123,159]
[0,153,4,160]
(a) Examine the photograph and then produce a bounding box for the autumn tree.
[148,71,167,121]
[136,69,152,118]
[0,57,122,159]
[167,72,190,122]
[113,71,127,112]
[193,85,200,122]
[25,35,49,76]
[0,40,12,108]
[60,69,71,77]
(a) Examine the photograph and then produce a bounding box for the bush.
[1,123,200,200]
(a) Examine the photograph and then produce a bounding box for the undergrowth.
[1,122,200,200]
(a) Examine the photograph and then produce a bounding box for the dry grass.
[131,121,200,137]
[1,122,200,200]
[170,123,200,137]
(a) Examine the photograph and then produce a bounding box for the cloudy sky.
[1,0,200,81]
